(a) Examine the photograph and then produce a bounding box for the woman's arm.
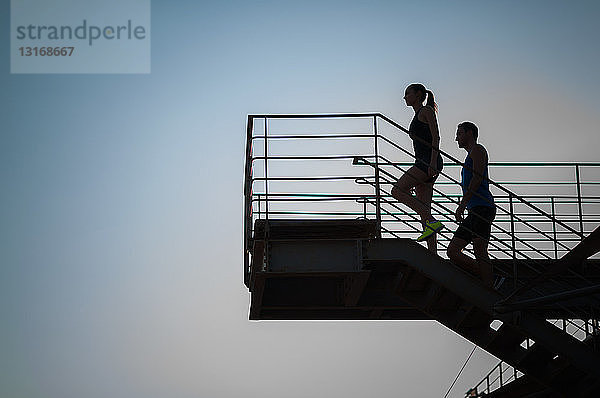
[420,106,440,174]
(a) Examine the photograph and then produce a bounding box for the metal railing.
[467,360,523,397]
[469,318,600,396]
[244,113,600,283]
[243,113,600,316]
[242,113,600,310]
[244,112,600,395]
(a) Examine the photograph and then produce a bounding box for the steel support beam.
[364,238,600,381]
[495,284,600,313]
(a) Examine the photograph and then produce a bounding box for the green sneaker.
[417,220,444,242]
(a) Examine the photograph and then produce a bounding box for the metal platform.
[249,219,425,320]
[248,219,600,321]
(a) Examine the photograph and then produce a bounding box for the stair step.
[403,272,430,293]
[423,285,445,312]
[577,374,600,397]
[393,267,415,295]
[516,343,554,368]
[553,365,586,389]
[454,307,491,330]
[486,324,526,352]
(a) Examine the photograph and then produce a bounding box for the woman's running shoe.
[417,220,444,242]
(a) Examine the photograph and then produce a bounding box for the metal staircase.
[364,237,600,396]
[243,113,600,397]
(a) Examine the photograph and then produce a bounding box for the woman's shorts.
[415,153,444,183]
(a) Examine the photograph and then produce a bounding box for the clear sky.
[2,1,600,397]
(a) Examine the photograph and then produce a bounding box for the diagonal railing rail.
[353,157,600,309]
[352,157,600,336]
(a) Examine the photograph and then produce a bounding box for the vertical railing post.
[586,319,590,337]
[264,117,269,222]
[592,313,598,352]
[509,194,517,289]
[575,164,584,237]
[499,363,503,387]
[243,115,254,287]
[373,116,382,238]
[263,117,269,272]
[551,197,558,259]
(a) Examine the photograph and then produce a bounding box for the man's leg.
[473,239,493,288]
[447,236,481,276]
[471,206,496,287]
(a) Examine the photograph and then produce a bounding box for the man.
[447,122,496,287]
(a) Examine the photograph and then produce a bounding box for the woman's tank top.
[409,107,433,161]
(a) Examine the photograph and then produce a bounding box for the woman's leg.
[415,181,437,253]
[391,165,431,220]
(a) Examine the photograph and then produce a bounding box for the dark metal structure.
[243,113,600,397]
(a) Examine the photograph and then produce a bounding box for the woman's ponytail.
[425,89,438,112]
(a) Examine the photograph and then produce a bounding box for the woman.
[391,83,444,252]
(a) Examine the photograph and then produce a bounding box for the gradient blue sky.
[2,1,600,397]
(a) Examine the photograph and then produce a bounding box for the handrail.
[368,161,600,167]
[468,360,521,396]
[356,156,600,315]
[366,150,578,263]
[371,136,579,260]
[243,113,600,300]
[247,113,380,118]
[355,166,600,331]
[375,114,586,240]
[371,116,599,305]
[243,115,254,287]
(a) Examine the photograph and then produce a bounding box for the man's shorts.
[454,205,496,243]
